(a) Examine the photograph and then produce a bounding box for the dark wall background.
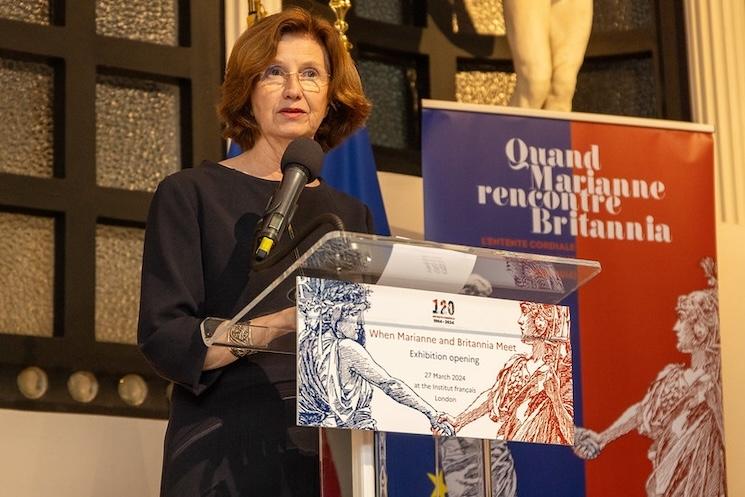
[0,0,689,418]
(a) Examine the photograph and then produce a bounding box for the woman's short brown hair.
[218,7,372,151]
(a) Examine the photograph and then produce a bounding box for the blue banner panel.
[422,106,585,497]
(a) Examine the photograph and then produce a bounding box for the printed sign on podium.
[295,277,574,445]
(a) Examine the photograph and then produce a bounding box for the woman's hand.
[248,307,297,346]
[202,307,297,370]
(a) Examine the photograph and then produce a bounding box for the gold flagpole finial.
[329,0,353,51]
[247,0,267,28]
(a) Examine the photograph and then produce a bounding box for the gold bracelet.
[228,322,256,358]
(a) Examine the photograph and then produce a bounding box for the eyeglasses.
[259,65,331,93]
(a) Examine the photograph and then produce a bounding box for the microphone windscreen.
[280,137,325,180]
[281,137,323,183]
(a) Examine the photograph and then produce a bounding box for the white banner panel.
[296,277,574,445]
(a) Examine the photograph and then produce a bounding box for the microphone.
[254,137,325,261]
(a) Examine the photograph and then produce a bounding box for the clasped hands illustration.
[572,427,602,459]
[430,412,459,437]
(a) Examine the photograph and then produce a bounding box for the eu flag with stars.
[384,433,442,497]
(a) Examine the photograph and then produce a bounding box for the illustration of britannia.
[444,301,573,444]
[574,258,725,497]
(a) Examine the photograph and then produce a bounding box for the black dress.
[137,161,373,497]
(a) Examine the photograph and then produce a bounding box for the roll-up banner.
[383,101,724,497]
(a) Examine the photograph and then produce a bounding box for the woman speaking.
[138,8,372,497]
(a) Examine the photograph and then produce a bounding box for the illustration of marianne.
[444,301,573,445]
[296,278,454,435]
[573,258,725,497]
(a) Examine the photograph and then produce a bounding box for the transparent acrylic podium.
[210,231,601,497]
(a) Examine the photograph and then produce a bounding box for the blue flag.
[227,128,391,235]
[383,433,440,497]
[321,127,390,235]
[227,139,242,159]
